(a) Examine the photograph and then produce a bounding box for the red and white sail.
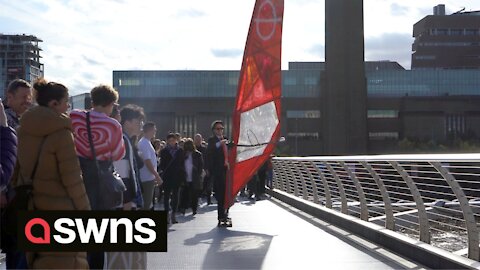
[226,0,284,208]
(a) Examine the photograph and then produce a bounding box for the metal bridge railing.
[272,154,480,261]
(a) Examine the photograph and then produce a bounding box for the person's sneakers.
[218,217,232,227]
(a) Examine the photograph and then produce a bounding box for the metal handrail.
[272,154,480,261]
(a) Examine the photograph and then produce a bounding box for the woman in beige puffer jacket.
[12,78,90,269]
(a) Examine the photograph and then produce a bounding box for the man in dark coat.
[195,133,212,204]
[160,133,185,223]
[206,120,230,224]
[0,99,17,260]
[0,99,17,191]
[1,79,31,269]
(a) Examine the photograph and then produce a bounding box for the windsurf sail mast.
[225,0,284,208]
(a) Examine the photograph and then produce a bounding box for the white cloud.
[0,0,478,96]
[365,33,412,69]
[390,3,410,16]
[211,48,243,58]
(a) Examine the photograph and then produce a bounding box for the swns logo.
[18,211,167,252]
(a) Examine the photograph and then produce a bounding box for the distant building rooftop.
[288,61,406,72]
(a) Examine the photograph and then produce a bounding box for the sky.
[0,0,478,96]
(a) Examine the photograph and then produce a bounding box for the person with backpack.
[71,85,125,208]
[12,78,91,269]
[70,84,125,269]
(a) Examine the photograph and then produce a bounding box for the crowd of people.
[0,78,272,269]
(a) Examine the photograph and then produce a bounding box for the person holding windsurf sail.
[206,120,232,227]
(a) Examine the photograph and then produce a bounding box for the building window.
[287,110,320,119]
[118,79,141,86]
[223,116,232,138]
[368,132,399,140]
[422,42,473,47]
[465,29,479,36]
[368,79,383,84]
[368,110,398,118]
[446,114,465,135]
[414,55,436,60]
[304,77,317,85]
[284,77,297,86]
[434,29,448,35]
[465,55,480,59]
[287,132,319,140]
[175,115,197,138]
[228,77,238,86]
[449,29,463,36]
[145,77,176,86]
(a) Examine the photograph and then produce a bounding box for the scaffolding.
[0,34,44,93]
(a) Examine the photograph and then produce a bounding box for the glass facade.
[368,132,399,140]
[113,69,322,98]
[367,70,480,97]
[287,110,321,118]
[113,65,480,99]
[368,110,398,118]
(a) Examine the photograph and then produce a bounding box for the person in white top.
[138,122,163,210]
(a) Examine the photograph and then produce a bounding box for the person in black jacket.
[160,133,185,224]
[180,139,204,216]
[206,120,231,225]
[195,133,212,204]
[0,99,17,192]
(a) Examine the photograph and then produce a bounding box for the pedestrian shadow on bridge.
[184,227,274,269]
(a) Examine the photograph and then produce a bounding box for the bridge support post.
[390,161,431,244]
[340,161,369,221]
[431,162,480,261]
[361,161,396,231]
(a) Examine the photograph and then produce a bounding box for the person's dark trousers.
[87,251,104,269]
[163,185,179,213]
[3,225,28,269]
[213,174,227,220]
[6,249,28,269]
[180,183,199,213]
[203,175,213,204]
[179,184,190,211]
[190,186,200,214]
[215,191,226,220]
[247,176,258,198]
[157,183,164,205]
[257,172,267,196]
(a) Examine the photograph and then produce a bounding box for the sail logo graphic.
[254,0,282,41]
[18,211,167,252]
